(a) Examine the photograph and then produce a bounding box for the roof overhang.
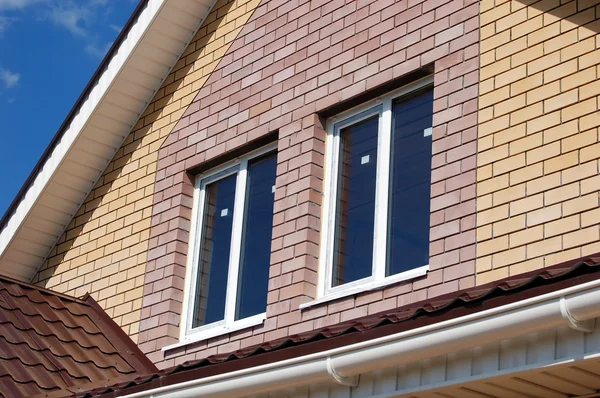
[0,0,214,281]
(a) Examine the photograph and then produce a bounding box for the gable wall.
[32,0,262,343]
[141,0,480,367]
[475,0,600,284]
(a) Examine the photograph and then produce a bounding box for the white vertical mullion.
[224,162,248,324]
[373,100,392,281]
[181,177,205,339]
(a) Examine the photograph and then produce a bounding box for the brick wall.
[32,0,262,343]
[476,0,600,284]
[143,0,480,368]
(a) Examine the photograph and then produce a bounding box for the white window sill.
[299,265,429,310]
[162,313,266,352]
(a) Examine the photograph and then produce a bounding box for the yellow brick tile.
[494,94,526,117]
[564,226,600,249]
[582,207,600,228]
[511,193,545,216]
[476,256,492,273]
[527,236,563,258]
[480,86,510,109]
[510,163,543,185]
[511,44,544,67]
[509,257,544,276]
[478,145,509,167]
[481,58,512,81]
[511,102,544,126]
[494,124,527,147]
[528,21,561,46]
[561,37,596,61]
[477,267,509,285]
[478,225,493,242]
[478,194,494,212]
[562,128,598,153]
[581,174,600,195]
[562,161,598,184]
[544,88,578,113]
[561,97,597,121]
[543,59,578,83]
[542,119,579,144]
[544,182,580,206]
[509,133,542,156]
[510,73,543,97]
[478,204,509,226]
[477,174,509,196]
[511,15,543,39]
[544,215,580,238]
[563,193,599,216]
[479,235,509,257]
[528,52,561,75]
[579,79,600,101]
[544,151,579,174]
[495,64,527,88]
[529,202,563,229]
[493,184,526,206]
[494,153,526,176]
[544,29,578,55]
[581,142,600,163]
[580,111,600,131]
[493,246,527,268]
[561,67,596,92]
[493,214,526,237]
[579,49,600,69]
[526,141,560,165]
[544,247,581,267]
[509,225,544,248]
[479,115,510,137]
[480,2,511,26]
[526,81,560,105]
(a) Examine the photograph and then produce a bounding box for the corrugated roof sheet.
[77,254,600,398]
[0,275,157,398]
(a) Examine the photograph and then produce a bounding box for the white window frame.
[172,143,277,348]
[312,76,434,306]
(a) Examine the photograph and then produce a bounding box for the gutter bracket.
[326,357,359,387]
[560,296,594,333]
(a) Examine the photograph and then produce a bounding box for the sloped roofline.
[0,0,148,231]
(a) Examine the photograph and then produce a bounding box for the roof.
[0,0,215,281]
[0,275,157,398]
[76,254,600,397]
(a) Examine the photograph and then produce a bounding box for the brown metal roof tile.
[0,274,157,398]
[78,254,600,397]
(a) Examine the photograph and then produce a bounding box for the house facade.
[2,0,600,396]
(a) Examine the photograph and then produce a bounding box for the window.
[181,144,277,342]
[318,77,434,299]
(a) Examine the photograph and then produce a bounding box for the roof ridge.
[0,275,89,305]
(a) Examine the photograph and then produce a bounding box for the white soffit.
[0,0,214,281]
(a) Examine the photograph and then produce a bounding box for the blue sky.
[0,0,138,219]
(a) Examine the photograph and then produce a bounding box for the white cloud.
[0,68,20,88]
[84,40,112,58]
[48,3,91,36]
[0,0,43,10]
[0,15,12,32]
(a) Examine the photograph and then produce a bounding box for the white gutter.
[126,276,600,398]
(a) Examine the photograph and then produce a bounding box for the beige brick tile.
[544,247,581,267]
[477,174,509,196]
[543,59,578,83]
[580,112,600,132]
[509,225,543,248]
[564,226,600,249]
[510,163,543,186]
[511,193,544,216]
[511,44,544,67]
[494,124,527,147]
[544,29,578,55]
[478,225,493,242]
[509,133,543,156]
[493,214,526,237]
[478,145,509,167]
[509,257,544,276]
[581,174,600,195]
[495,64,527,88]
[562,128,598,153]
[526,111,561,135]
[477,267,509,285]
[511,102,544,126]
[561,97,597,122]
[478,204,509,226]
[544,151,579,174]
[582,207,600,228]
[563,193,599,216]
[493,153,526,176]
[481,58,511,81]
[477,164,493,182]
[526,81,560,105]
[561,37,596,61]
[476,256,492,273]
[581,142,600,163]
[493,246,527,268]
[579,79,600,101]
[542,119,579,144]
[528,21,560,46]
[527,203,562,226]
[544,215,580,238]
[526,141,560,165]
[479,114,510,137]
[493,184,526,206]
[526,236,563,258]
[562,161,598,184]
[544,182,580,205]
[510,73,543,97]
[528,52,561,75]
[511,15,543,39]
[478,194,494,212]
[561,67,596,92]
[480,2,511,26]
[480,86,510,109]
[494,94,526,117]
[544,88,578,113]
[579,49,600,69]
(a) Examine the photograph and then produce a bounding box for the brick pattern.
[32,0,261,343]
[143,0,480,368]
[476,0,600,284]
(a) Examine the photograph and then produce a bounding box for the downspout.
[125,280,600,398]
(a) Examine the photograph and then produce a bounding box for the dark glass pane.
[332,115,379,287]
[387,88,434,276]
[193,173,237,327]
[236,152,277,320]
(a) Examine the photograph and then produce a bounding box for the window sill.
[162,313,266,352]
[299,265,429,310]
